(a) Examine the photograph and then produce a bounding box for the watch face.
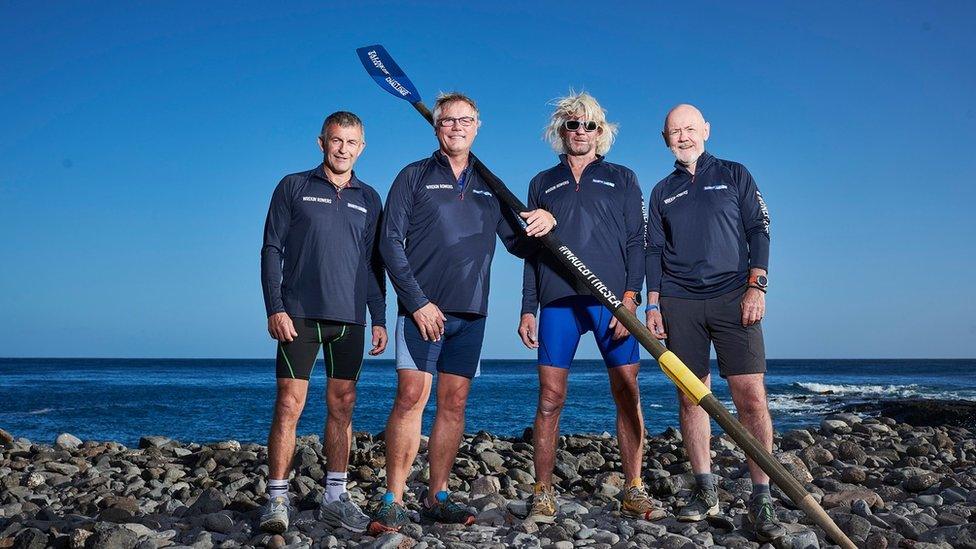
[757,275,768,287]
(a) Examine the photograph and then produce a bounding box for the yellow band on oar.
[657,351,711,404]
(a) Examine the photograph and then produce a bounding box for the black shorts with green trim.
[276,317,365,381]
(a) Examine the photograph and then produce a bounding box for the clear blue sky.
[2,2,974,359]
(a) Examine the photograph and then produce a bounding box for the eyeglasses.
[564,120,599,132]
[437,116,477,127]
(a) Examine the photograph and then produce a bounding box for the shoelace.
[626,487,646,503]
[441,499,471,518]
[690,488,714,507]
[380,501,405,521]
[755,500,775,521]
[533,490,555,509]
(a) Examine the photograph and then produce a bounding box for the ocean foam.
[794,382,921,397]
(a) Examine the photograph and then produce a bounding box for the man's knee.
[274,390,306,424]
[437,388,470,420]
[537,385,566,419]
[730,375,769,417]
[392,382,428,416]
[327,385,357,419]
[610,372,640,405]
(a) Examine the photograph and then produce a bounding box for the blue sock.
[751,483,771,501]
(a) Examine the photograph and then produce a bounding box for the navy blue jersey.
[646,152,770,299]
[261,165,386,326]
[521,156,646,314]
[380,151,536,316]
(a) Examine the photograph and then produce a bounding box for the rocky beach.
[3,407,976,549]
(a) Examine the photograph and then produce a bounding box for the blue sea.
[2,358,974,447]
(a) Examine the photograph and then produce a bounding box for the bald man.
[644,105,784,542]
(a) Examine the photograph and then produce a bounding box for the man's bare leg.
[607,363,643,482]
[727,373,772,486]
[325,378,358,473]
[426,373,472,499]
[384,370,432,502]
[532,366,569,486]
[268,378,310,480]
[678,373,713,475]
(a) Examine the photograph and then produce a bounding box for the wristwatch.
[748,274,768,293]
[623,290,642,305]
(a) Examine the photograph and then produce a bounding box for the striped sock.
[324,471,347,503]
[268,478,289,503]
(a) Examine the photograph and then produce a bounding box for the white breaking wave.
[767,395,833,414]
[793,382,921,397]
[28,408,53,414]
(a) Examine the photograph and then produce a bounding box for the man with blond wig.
[370,92,556,534]
[645,104,783,541]
[518,91,663,522]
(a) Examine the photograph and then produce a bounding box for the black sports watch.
[748,274,768,292]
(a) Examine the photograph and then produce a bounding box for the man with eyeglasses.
[259,111,387,534]
[645,104,783,541]
[369,92,556,534]
[517,91,664,523]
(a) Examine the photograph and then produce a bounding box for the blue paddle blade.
[356,45,422,103]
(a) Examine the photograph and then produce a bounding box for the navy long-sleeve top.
[521,156,646,314]
[261,165,386,326]
[380,151,535,317]
[645,152,770,299]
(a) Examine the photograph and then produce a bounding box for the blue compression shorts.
[538,295,640,368]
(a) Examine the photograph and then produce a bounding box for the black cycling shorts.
[276,318,365,381]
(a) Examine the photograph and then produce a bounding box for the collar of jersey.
[311,163,363,189]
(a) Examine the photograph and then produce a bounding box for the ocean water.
[1,358,974,446]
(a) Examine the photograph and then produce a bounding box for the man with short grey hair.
[645,104,784,541]
[259,111,387,534]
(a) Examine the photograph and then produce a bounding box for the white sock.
[324,471,348,503]
[268,478,290,503]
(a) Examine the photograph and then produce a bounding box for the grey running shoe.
[319,492,370,533]
[748,495,787,542]
[677,487,720,522]
[259,496,289,533]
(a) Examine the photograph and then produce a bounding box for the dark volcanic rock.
[4,403,976,549]
[844,398,976,428]
[84,525,138,549]
[13,528,48,549]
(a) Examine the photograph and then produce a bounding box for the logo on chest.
[544,180,570,194]
[663,190,688,205]
[302,196,333,204]
[347,203,367,214]
[703,184,728,191]
[471,189,492,197]
[592,179,615,188]
[425,183,454,190]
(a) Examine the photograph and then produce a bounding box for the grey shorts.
[660,286,766,379]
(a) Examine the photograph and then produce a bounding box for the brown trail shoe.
[527,482,557,523]
[621,479,667,521]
